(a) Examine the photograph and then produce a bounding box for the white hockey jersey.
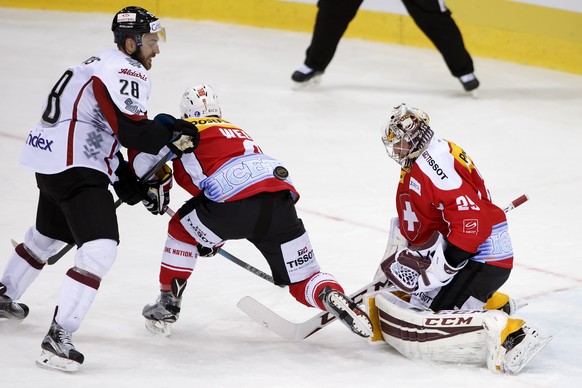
[20,49,152,181]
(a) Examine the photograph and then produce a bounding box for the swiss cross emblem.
[398,193,420,241]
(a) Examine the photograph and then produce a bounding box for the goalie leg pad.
[372,290,490,364]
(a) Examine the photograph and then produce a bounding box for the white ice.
[0,8,581,388]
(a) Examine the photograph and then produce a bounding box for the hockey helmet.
[112,6,166,46]
[180,85,222,119]
[381,103,434,169]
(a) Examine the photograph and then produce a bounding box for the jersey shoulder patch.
[415,139,461,190]
[447,140,475,173]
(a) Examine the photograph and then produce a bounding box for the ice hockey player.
[131,84,373,339]
[367,103,551,373]
[0,6,199,372]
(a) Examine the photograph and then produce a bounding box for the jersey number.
[42,70,73,125]
[120,79,140,98]
[456,195,480,211]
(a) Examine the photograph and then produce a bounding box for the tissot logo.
[26,133,53,151]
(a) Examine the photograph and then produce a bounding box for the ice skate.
[142,278,186,336]
[499,325,552,373]
[36,320,84,372]
[318,286,373,338]
[0,294,29,321]
[458,72,480,97]
[291,65,323,90]
[484,313,552,374]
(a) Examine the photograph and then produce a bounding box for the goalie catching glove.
[154,113,200,157]
[380,231,467,294]
[142,164,173,215]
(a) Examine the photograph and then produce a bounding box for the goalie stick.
[45,151,175,265]
[237,194,530,341]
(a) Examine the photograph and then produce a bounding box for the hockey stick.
[502,193,529,213]
[237,279,392,342]
[46,151,175,265]
[163,207,277,285]
[237,194,530,341]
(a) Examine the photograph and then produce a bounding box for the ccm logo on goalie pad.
[378,304,485,341]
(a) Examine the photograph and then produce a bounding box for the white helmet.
[381,103,433,170]
[180,84,222,118]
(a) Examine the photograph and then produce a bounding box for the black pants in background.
[304,0,474,78]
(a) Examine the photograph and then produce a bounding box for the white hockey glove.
[380,231,466,294]
[154,113,200,156]
[142,164,173,215]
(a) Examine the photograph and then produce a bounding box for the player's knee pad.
[74,239,117,279]
[23,227,66,263]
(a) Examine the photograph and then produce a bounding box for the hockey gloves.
[142,164,173,215]
[113,153,148,205]
[197,242,224,258]
[154,113,200,157]
[381,231,466,294]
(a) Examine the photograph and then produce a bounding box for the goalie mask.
[180,85,222,119]
[381,103,434,170]
[112,6,166,47]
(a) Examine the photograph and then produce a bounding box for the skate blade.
[144,318,172,337]
[36,349,80,373]
[291,75,322,91]
[328,293,373,338]
[503,335,553,374]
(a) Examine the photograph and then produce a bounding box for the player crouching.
[365,231,551,374]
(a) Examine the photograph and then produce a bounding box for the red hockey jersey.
[395,138,512,269]
[131,117,299,203]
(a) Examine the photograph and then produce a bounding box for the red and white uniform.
[20,49,152,180]
[396,138,513,269]
[131,117,299,202]
[131,118,343,310]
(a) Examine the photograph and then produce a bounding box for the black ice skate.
[0,294,29,321]
[318,286,373,338]
[142,278,186,336]
[36,319,84,372]
[291,65,324,89]
[458,72,480,93]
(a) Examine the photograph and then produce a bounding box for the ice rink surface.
[0,7,581,387]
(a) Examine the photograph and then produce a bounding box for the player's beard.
[135,49,153,70]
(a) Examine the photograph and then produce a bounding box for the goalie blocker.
[365,290,552,374]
